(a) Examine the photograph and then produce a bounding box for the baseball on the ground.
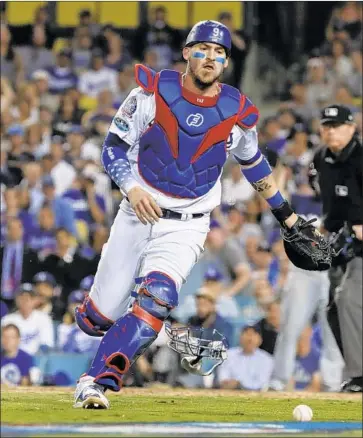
[293,404,313,421]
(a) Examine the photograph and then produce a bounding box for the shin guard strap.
[84,296,114,327]
[105,352,131,375]
[94,371,123,392]
[132,303,163,332]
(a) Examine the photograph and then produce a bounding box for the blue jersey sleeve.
[101,132,140,195]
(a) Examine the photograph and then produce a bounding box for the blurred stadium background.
[0,1,362,390]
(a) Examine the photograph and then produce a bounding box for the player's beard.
[188,64,223,91]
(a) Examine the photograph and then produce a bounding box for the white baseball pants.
[89,199,210,321]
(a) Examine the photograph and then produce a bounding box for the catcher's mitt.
[329,223,357,267]
[281,216,334,271]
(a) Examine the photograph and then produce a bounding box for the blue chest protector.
[137,67,245,199]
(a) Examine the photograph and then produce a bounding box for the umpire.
[310,104,362,393]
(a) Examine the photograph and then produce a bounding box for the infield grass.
[1,386,362,426]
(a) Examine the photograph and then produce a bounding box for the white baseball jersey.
[108,87,259,214]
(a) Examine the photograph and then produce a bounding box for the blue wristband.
[234,149,261,166]
[266,191,285,209]
[241,155,272,183]
[240,155,286,210]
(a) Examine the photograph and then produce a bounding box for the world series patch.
[121,96,137,118]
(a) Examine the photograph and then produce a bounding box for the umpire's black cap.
[320,105,354,125]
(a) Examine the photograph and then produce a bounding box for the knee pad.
[132,271,178,330]
[75,295,114,337]
[88,272,178,392]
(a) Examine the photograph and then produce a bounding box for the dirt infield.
[2,385,361,401]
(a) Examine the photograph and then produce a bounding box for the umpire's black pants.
[328,257,363,380]
[327,265,345,356]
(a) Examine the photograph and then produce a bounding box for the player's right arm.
[101,88,163,225]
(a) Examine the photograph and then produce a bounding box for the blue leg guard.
[87,272,178,391]
[75,295,114,337]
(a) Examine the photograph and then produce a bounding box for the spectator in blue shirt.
[260,117,287,156]
[62,171,106,230]
[0,218,39,306]
[57,289,100,354]
[188,288,234,349]
[266,228,290,295]
[27,205,57,260]
[1,187,36,246]
[1,300,9,318]
[45,49,78,95]
[19,161,44,217]
[79,275,94,293]
[1,323,34,386]
[104,32,132,72]
[217,325,274,391]
[39,176,77,237]
[291,324,322,392]
[203,264,240,321]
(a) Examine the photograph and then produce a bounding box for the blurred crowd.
[0,2,361,390]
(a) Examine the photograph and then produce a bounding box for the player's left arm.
[231,126,298,229]
[241,160,298,228]
[232,120,335,270]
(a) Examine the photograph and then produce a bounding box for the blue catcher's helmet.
[185,20,232,56]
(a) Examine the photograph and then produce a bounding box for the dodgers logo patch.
[186,113,204,127]
[335,185,348,196]
[114,117,130,132]
[121,96,137,118]
[324,108,338,117]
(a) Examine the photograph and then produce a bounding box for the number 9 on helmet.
[185,20,232,57]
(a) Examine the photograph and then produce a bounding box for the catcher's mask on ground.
[165,324,228,375]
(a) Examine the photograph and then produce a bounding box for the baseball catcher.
[73,20,334,409]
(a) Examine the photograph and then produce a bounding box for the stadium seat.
[35,352,93,386]
[34,353,48,376]
[99,2,139,28]
[56,2,97,27]
[191,2,243,29]
[7,1,46,25]
[148,2,188,28]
